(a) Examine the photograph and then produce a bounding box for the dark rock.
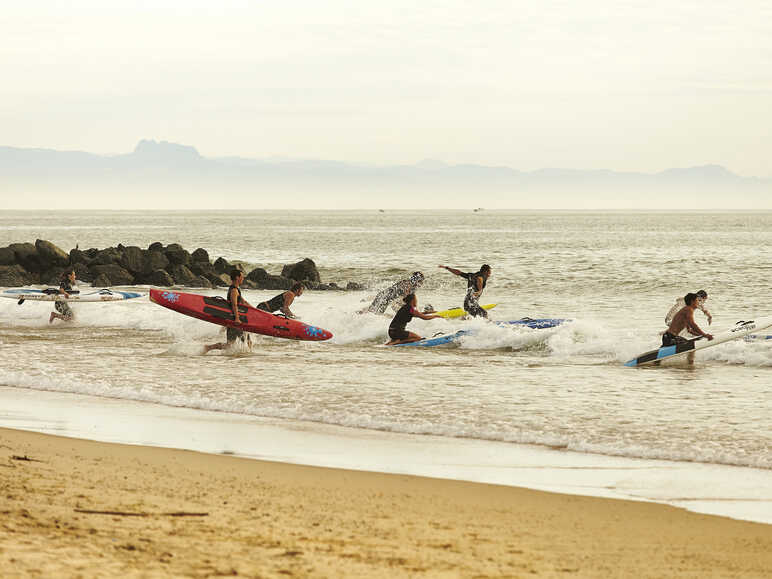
[281,258,321,283]
[35,240,69,267]
[328,282,341,290]
[241,279,258,290]
[346,281,366,291]
[40,267,68,285]
[91,247,123,266]
[213,257,232,274]
[92,273,112,287]
[316,284,332,290]
[204,272,230,287]
[84,248,99,259]
[142,269,174,287]
[246,267,269,284]
[169,264,196,285]
[189,261,215,277]
[261,275,291,290]
[165,244,191,266]
[0,264,32,287]
[191,248,210,263]
[148,242,164,252]
[119,246,145,273]
[9,243,42,272]
[142,250,169,274]
[89,264,134,286]
[0,246,15,266]
[188,275,213,289]
[69,248,90,265]
[73,262,94,283]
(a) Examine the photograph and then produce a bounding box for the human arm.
[281,292,296,318]
[229,287,242,324]
[413,310,441,321]
[438,265,463,277]
[686,310,712,340]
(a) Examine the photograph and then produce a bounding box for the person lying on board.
[438,263,491,318]
[361,272,425,314]
[661,292,713,365]
[385,293,441,346]
[257,282,304,318]
[665,289,712,326]
[204,269,252,353]
[49,269,76,324]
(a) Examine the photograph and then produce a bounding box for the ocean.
[1,210,771,520]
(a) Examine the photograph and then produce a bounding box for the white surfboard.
[1,288,144,303]
[624,316,772,367]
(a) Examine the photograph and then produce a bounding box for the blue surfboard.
[393,318,567,347]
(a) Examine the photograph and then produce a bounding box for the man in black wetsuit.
[204,269,253,353]
[49,269,76,324]
[385,293,441,345]
[438,264,491,318]
[257,282,304,318]
[363,272,424,314]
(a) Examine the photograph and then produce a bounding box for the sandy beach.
[1,427,770,578]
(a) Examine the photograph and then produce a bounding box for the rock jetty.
[0,240,366,291]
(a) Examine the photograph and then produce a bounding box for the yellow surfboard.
[432,304,497,318]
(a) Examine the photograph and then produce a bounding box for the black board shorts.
[661,331,688,347]
[464,296,488,318]
[226,327,245,343]
[388,327,410,341]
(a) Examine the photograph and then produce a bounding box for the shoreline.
[2,426,771,577]
[1,385,771,526]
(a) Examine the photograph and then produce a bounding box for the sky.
[2,0,772,176]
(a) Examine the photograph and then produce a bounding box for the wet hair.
[403,293,416,305]
[684,292,698,306]
[480,264,491,274]
[229,269,243,281]
[291,282,303,292]
[696,290,708,299]
[60,269,75,280]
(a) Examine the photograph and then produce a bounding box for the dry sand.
[1,427,770,578]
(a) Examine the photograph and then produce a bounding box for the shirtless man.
[662,293,713,364]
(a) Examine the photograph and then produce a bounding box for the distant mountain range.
[1,140,770,209]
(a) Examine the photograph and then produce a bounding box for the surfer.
[361,272,425,314]
[385,293,441,346]
[204,269,253,353]
[49,270,76,324]
[438,264,491,318]
[662,293,713,364]
[665,289,712,326]
[257,282,304,318]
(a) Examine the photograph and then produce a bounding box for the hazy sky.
[2,1,771,176]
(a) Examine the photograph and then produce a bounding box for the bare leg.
[203,343,227,354]
[385,332,423,346]
[687,351,695,365]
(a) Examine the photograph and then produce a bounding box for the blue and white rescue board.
[1,288,144,303]
[624,316,772,367]
[393,318,568,347]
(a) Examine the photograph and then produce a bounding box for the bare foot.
[49,312,56,324]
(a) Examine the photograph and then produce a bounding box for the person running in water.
[204,269,253,353]
[49,269,76,324]
[385,293,441,345]
[662,292,713,365]
[665,289,712,326]
[257,282,304,318]
[363,272,425,314]
[438,264,491,318]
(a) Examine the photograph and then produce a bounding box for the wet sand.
[1,427,770,578]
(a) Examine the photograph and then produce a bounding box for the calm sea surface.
[1,211,770,469]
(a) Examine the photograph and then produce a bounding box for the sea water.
[1,211,771,517]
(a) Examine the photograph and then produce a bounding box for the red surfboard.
[149,289,332,341]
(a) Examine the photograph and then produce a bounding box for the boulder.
[261,275,291,290]
[142,269,174,287]
[346,281,366,291]
[188,275,213,289]
[73,262,94,283]
[84,248,100,259]
[204,272,230,287]
[9,243,42,272]
[189,261,216,277]
[328,282,341,290]
[148,242,164,252]
[213,257,232,274]
[0,246,15,266]
[89,264,135,286]
[165,244,191,266]
[69,248,90,266]
[281,258,320,283]
[191,248,210,263]
[169,264,196,285]
[0,264,32,287]
[119,246,145,273]
[242,279,258,289]
[246,267,269,284]
[35,239,69,267]
[142,250,169,273]
[40,268,68,285]
[92,273,112,287]
[91,247,123,266]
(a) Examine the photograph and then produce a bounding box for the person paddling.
[204,269,253,353]
[49,270,76,324]
[438,264,491,318]
[257,282,304,318]
[385,293,441,346]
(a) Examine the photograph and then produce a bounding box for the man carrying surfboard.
[49,270,76,324]
[438,264,491,318]
[662,293,713,364]
[257,282,304,318]
[385,293,442,346]
[204,269,253,353]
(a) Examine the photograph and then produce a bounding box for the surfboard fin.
[17,298,24,305]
